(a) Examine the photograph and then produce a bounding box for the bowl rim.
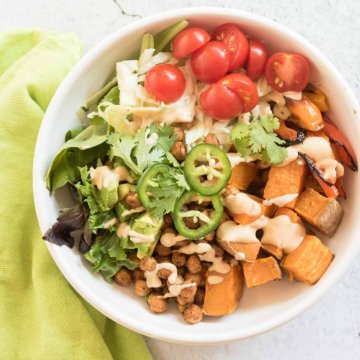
[33,7,360,344]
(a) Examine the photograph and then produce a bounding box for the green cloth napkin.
[0,29,152,360]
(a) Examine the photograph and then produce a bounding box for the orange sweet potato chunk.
[281,234,334,285]
[228,163,258,191]
[232,194,277,225]
[242,257,282,288]
[203,264,243,316]
[264,159,307,209]
[294,187,343,237]
[218,240,261,262]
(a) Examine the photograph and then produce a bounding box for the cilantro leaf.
[149,123,176,152]
[231,115,287,165]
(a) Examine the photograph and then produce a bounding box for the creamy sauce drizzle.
[90,166,132,189]
[160,282,196,299]
[178,242,212,255]
[223,193,261,216]
[263,194,299,207]
[116,222,155,244]
[122,207,144,217]
[103,218,118,229]
[261,215,305,253]
[226,153,257,167]
[217,220,264,243]
[207,275,223,285]
[160,233,187,247]
[144,262,178,288]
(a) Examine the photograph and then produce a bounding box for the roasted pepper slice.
[172,191,223,239]
[184,144,231,195]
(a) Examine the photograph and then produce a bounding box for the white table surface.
[2,0,360,358]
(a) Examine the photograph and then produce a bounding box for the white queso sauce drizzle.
[222,192,261,216]
[263,193,299,207]
[90,165,132,189]
[160,233,187,247]
[145,262,177,288]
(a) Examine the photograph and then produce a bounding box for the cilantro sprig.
[230,114,287,165]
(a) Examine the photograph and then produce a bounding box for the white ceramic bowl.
[33,7,360,344]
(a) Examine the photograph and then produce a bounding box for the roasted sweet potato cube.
[228,162,258,191]
[218,240,261,262]
[281,235,334,285]
[232,194,277,225]
[242,257,282,288]
[203,264,243,316]
[264,159,307,209]
[294,188,343,237]
[260,208,302,260]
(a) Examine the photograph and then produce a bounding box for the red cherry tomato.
[191,41,230,83]
[265,52,310,92]
[218,73,259,112]
[212,23,249,71]
[200,83,243,120]
[245,39,268,80]
[172,27,211,59]
[145,64,186,104]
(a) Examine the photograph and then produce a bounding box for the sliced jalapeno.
[172,191,223,239]
[184,144,231,195]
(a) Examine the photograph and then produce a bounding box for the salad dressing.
[128,230,155,244]
[207,275,223,285]
[116,223,130,238]
[160,233,187,247]
[90,166,132,189]
[121,207,144,217]
[145,262,178,288]
[263,193,299,207]
[160,282,196,299]
[178,242,212,255]
[223,193,261,216]
[103,218,118,229]
[216,220,263,243]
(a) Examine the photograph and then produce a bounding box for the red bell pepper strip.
[323,115,358,171]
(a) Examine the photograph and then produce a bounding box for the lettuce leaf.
[85,233,137,282]
[42,204,88,247]
[75,166,118,213]
[46,123,109,192]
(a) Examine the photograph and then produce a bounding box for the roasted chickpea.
[177,266,187,277]
[184,272,202,287]
[204,231,215,242]
[114,268,132,286]
[173,127,185,142]
[194,288,205,306]
[176,240,191,247]
[182,304,203,324]
[132,268,145,281]
[187,254,202,274]
[134,279,150,297]
[180,281,197,299]
[124,192,141,209]
[171,141,187,162]
[154,255,170,263]
[183,216,199,229]
[177,121,194,130]
[212,244,225,258]
[147,294,167,313]
[139,256,157,272]
[177,294,194,306]
[204,133,219,145]
[163,214,174,227]
[155,242,172,256]
[158,268,172,280]
[177,303,186,314]
[172,252,187,267]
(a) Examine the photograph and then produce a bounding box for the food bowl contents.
[43,20,357,324]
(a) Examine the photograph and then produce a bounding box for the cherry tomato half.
[191,41,230,83]
[145,64,186,104]
[200,83,243,120]
[172,27,211,59]
[218,73,259,112]
[265,52,310,92]
[245,39,268,80]
[212,23,249,71]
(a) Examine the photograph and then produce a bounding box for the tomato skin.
[200,83,243,120]
[144,64,186,104]
[172,27,211,59]
[218,73,259,112]
[191,41,230,83]
[212,23,249,71]
[265,52,310,92]
[246,39,268,80]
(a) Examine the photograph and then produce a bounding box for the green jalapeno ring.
[184,144,231,196]
[172,190,223,239]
